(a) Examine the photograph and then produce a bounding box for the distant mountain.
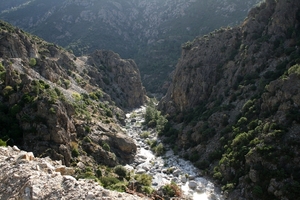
[0,0,261,93]
[159,0,300,199]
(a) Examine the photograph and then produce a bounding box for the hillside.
[0,0,261,93]
[159,0,300,199]
[0,19,146,169]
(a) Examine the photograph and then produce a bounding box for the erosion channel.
[124,106,224,200]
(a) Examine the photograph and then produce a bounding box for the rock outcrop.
[0,146,143,200]
[159,0,300,199]
[87,50,146,108]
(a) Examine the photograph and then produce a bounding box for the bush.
[100,176,120,188]
[71,147,79,157]
[107,182,127,192]
[288,64,300,76]
[142,186,154,194]
[63,79,71,89]
[84,126,91,133]
[162,182,182,197]
[106,109,113,117]
[222,183,235,192]
[114,165,127,179]
[154,143,165,156]
[96,168,102,178]
[77,171,97,181]
[3,86,14,96]
[0,62,5,71]
[102,142,110,151]
[0,139,7,146]
[49,107,56,114]
[29,58,37,67]
[83,136,92,143]
[140,131,150,139]
[135,173,152,186]
[213,172,223,180]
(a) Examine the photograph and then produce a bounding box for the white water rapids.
[125,106,224,200]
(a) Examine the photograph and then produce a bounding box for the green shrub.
[107,181,127,192]
[83,136,92,143]
[0,62,5,71]
[213,172,223,180]
[0,139,7,146]
[102,142,110,151]
[77,171,97,181]
[63,79,71,89]
[106,109,113,117]
[114,165,127,178]
[135,173,152,186]
[162,182,181,197]
[96,168,102,178]
[154,143,165,156]
[3,86,14,96]
[100,176,120,188]
[182,41,192,50]
[288,64,300,76]
[49,107,56,114]
[140,131,150,139]
[71,147,79,157]
[222,183,235,192]
[84,126,91,133]
[141,186,154,194]
[29,58,37,67]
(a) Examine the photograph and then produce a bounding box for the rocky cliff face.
[87,50,146,108]
[159,0,300,199]
[0,20,146,169]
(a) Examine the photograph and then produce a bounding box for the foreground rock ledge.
[0,146,143,200]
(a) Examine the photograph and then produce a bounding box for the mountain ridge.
[0,0,262,93]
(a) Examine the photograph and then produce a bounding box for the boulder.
[188,181,198,189]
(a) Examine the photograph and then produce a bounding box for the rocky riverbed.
[125,106,224,200]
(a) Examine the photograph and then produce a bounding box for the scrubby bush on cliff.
[29,58,36,67]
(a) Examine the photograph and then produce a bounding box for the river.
[124,106,224,200]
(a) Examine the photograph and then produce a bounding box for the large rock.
[108,132,137,163]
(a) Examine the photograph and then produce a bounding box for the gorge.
[1,0,300,199]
